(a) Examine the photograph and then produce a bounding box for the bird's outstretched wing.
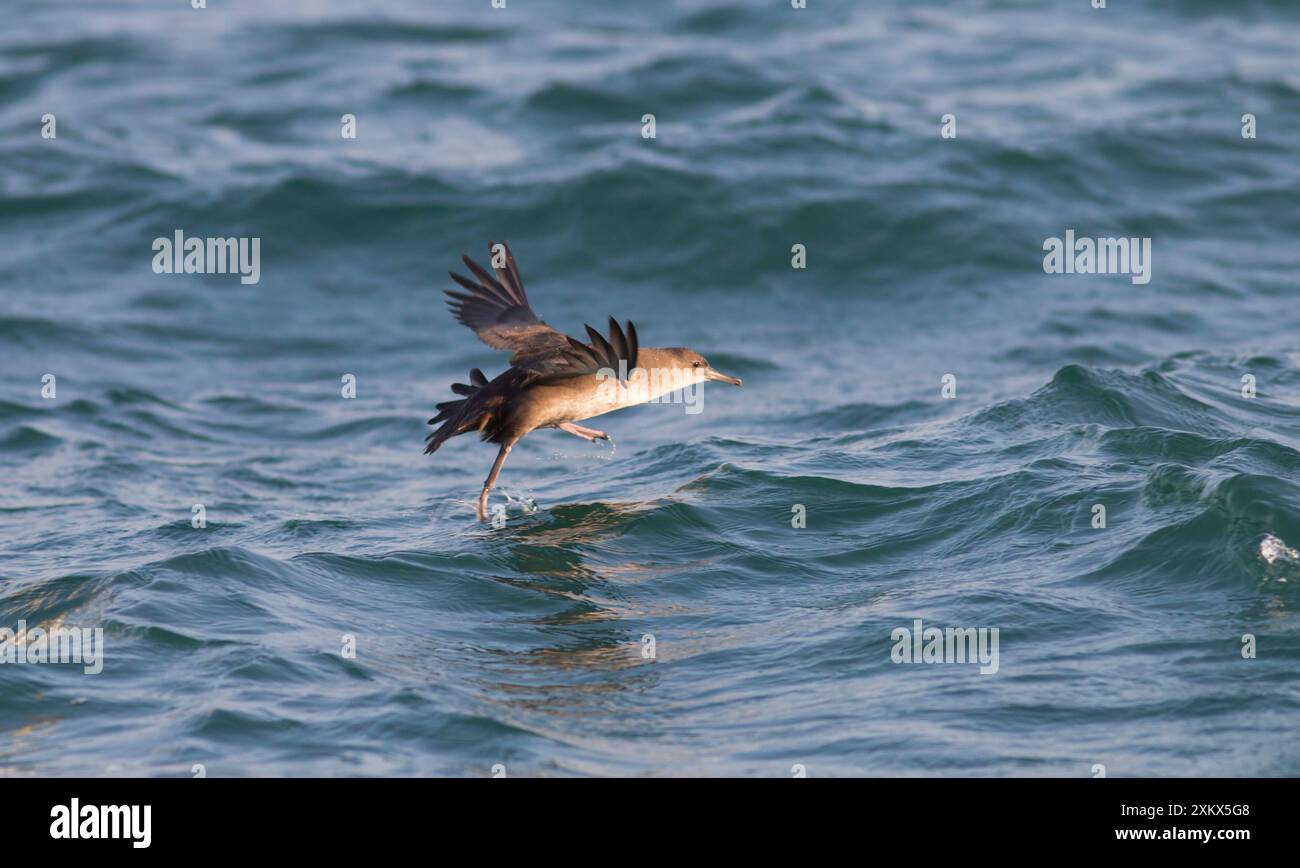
[445,241,569,368]
[539,317,639,381]
[445,243,639,379]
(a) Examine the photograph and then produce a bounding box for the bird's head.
[656,348,743,387]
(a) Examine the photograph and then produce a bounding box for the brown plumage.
[427,241,742,520]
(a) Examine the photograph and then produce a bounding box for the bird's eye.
[692,360,701,368]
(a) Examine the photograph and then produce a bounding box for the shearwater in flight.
[425,241,743,520]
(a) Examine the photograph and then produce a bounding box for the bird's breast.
[529,367,701,425]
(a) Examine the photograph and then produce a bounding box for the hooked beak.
[705,368,743,387]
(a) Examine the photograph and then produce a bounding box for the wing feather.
[443,241,570,365]
[442,243,640,380]
[535,318,639,382]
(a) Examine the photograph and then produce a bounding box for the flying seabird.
[425,241,743,520]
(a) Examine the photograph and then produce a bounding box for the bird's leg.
[558,422,609,442]
[477,441,514,521]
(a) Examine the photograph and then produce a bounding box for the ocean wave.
[4,0,1300,776]
[969,365,1229,434]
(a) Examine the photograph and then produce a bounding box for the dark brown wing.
[445,241,569,366]
[445,243,639,379]
[534,317,639,382]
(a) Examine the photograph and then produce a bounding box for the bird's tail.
[424,368,493,455]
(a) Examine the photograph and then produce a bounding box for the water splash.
[543,434,616,463]
[1259,533,1298,567]
[502,490,539,516]
[1259,533,1300,584]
